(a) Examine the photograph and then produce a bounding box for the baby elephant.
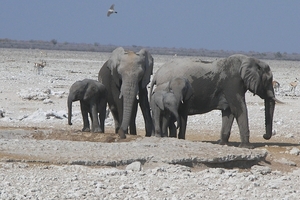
[150,77,193,137]
[68,79,107,133]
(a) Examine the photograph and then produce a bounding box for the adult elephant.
[68,79,107,133]
[150,54,281,148]
[98,47,153,139]
[150,77,193,137]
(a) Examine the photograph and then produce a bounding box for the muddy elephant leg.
[138,87,153,137]
[129,98,138,135]
[80,101,90,132]
[220,108,234,145]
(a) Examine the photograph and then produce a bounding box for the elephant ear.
[154,91,165,111]
[183,79,194,101]
[137,49,153,88]
[239,58,262,95]
[107,47,125,88]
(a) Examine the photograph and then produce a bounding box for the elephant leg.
[164,115,177,138]
[234,102,253,149]
[177,115,187,139]
[227,94,253,149]
[161,114,171,137]
[138,87,153,137]
[90,103,101,133]
[109,103,120,133]
[168,119,178,138]
[80,101,90,132]
[152,106,162,137]
[220,108,234,145]
[129,98,138,135]
[98,100,107,133]
[177,104,189,139]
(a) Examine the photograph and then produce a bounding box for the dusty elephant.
[98,47,153,139]
[150,54,282,148]
[150,77,193,138]
[67,79,107,133]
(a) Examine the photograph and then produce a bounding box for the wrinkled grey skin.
[150,77,193,138]
[68,79,107,133]
[98,47,153,139]
[150,55,281,148]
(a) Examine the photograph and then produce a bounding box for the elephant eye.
[257,64,261,71]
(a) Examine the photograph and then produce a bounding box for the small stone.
[289,147,300,156]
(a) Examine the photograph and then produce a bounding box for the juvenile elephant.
[150,77,193,138]
[150,55,282,148]
[68,79,107,133]
[98,47,153,139]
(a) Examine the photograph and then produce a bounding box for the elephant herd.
[68,47,282,149]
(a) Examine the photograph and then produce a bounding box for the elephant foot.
[263,134,272,140]
[238,142,254,149]
[92,128,104,133]
[219,140,229,146]
[118,130,126,139]
[82,127,91,132]
[153,132,162,137]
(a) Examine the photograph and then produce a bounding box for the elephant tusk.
[273,97,284,104]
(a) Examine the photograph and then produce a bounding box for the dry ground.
[0,48,299,172]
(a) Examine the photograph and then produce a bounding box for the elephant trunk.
[118,81,138,139]
[67,97,73,125]
[169,108,180,130]
[263,94,275,140]
[175,115,181,130]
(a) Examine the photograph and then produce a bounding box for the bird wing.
[107,11,111,17]
[110,4,115,10]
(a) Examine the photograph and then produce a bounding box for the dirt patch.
[29,127,142,143]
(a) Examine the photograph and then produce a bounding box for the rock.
[289,147,300,155]
[0,110,4,118]
[251,165,272,175]
[274,158,297,166]
[126,161,142,172]
[43,99,53,104]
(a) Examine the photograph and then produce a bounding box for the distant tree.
[51,39,57,45]
[274,52,282,59]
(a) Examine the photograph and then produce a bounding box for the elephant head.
[238,55,280,140]
[106,47,153,138]
[168,77,194,104]
[154,90,181,129]
[67,82,83,126]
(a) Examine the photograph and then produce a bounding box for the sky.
[1,1,300,53]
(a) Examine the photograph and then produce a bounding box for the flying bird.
[107,4,117,17]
